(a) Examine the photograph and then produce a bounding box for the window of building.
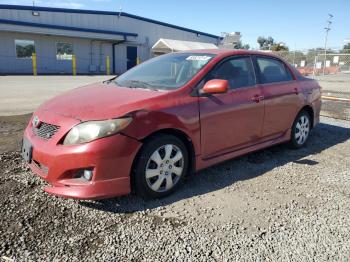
[15,39,35,59]
[256,57,293,84]
[209,56,256,89]
[56,42,73,60]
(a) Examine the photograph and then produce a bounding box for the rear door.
[254,56,301,139]
[199,56,265,159]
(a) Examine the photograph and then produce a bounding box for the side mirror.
[201,79,229,95]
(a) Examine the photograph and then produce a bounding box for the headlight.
[63,117,132,145]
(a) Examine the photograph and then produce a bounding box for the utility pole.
[323,14,333,75]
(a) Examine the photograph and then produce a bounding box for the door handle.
[251,95,264,103]
[294,87,299,95]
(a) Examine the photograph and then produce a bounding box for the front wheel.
[132,134,189,199]
[289,110,311,149]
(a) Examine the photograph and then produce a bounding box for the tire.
[132,134,189,199]
[288,110,311,149]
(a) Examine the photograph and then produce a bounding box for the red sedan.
[22,50,321,199]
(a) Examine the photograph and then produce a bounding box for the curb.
[321,95,350,102]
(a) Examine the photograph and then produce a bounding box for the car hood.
[40,83,167,121]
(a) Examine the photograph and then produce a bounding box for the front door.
[199,56,265,159]
[126,46,137,70]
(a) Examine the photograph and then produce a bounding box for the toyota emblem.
[32,115,40,128]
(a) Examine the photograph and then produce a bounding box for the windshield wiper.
[103,76,117,84]
[125,80,159,91]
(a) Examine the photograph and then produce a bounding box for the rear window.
[257,57,293,84]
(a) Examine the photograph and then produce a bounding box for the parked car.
[22,50,321,199]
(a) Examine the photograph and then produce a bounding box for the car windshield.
[114,53,216,91]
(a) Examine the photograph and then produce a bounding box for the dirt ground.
[0,101,349,261]
[0,116,349,261]
[0,114,31,153]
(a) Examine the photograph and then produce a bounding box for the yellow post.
[72,55,77,76]
[136,57,141,65]
[106,56,110,75]
[32,53,37,76]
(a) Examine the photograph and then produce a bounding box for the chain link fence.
[272,49,350,77]
[273,49,350,101]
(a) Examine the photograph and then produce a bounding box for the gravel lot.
[0,114,349,261]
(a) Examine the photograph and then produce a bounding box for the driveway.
[0,75,114,116]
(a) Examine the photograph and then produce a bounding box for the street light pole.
[323,14,333,76]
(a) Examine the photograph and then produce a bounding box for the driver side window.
[208,56,256,89]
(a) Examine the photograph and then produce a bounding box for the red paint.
[23,50,321,199]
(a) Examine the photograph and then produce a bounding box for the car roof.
[181,49,282,59]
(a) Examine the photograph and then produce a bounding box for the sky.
[1,0,349,50]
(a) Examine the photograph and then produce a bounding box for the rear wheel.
[133,134,188,199]
[289,110,311,149]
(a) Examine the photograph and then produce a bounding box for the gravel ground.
[0,116,349,261]
[321,100,350,121]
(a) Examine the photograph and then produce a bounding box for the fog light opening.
[83,169,93,181]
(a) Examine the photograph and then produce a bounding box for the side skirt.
[195,129,291,171]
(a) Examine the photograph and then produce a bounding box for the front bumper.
[24,112,142,200]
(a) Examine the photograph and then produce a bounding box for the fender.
[121,101,201,155]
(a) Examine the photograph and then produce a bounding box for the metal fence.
[272,49,350,77]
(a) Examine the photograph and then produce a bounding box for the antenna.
[32,1,35,7]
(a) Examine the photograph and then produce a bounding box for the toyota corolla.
[22,50,321,199]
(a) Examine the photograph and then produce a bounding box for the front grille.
[33,122,60,140]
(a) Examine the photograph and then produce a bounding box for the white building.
[0,4,220,75]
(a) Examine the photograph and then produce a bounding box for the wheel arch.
[299,105,314,128]
[130,128,196,190]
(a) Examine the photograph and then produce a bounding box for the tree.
[257,36,289,51]
[271,43,289,51]
[266,36,274,46]
[234,40,250,50]
[307,47,338,55]
[342,43,350,53]
[257,36,274,50]
[257,36,267,49]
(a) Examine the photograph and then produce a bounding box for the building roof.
[0,18,137,40]
[0,4,221,40]
[152,38,218,53]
